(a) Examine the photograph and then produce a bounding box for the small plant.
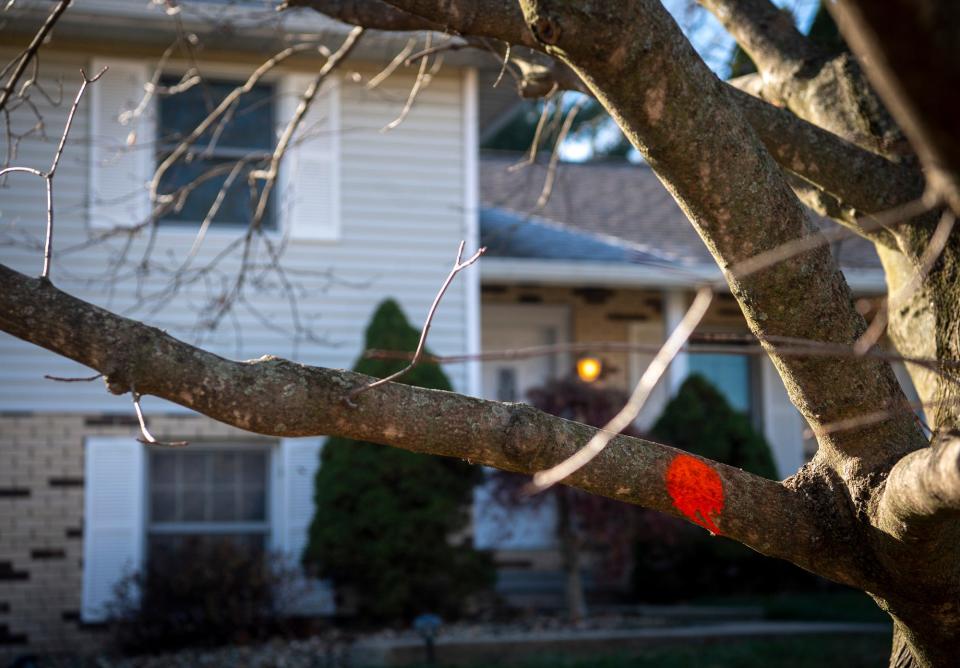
[108,538,299,654]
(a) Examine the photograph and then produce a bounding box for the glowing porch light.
[576,357,602,383]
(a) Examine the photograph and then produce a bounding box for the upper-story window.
[155,76,276,229]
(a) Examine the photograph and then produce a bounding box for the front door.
[481,304,571,403]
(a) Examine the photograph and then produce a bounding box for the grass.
[404,635,891,668]
[691,588,890,623]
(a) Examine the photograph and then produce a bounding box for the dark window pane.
[156,157,273,227]
[211,451,238,486]
[241,452,267,486]
[157,76,275,228]
[181,487,207,522]
[688,353,751,414]
[158,77,274,150]
[182,452,207,486]
[151,454,176,486]
[211,489,238,522]
[241,489,267,522]
[151,489,176,523]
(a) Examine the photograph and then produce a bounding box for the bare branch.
[0,67,106,279]
[0,262,866,589]
[346,240,485,404]
[0,0,72,112]
[132,389,189,448]
[854,210,956,355]
[529,287,713,493]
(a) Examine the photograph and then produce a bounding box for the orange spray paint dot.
[665,454,724,535]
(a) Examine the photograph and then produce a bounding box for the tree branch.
[878,433,960,545]
[288,0,922,230]
[513,0,925,479]
[0,261,859,587]
[698,0,818,71]
[827,1,960,214]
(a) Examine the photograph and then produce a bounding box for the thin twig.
[44,373,102,382]
[383,33,432,132]
[0,67,106,279]
[728,196,937,281]
[527,287,714,493]
[536,96,585,209]
[854,209,956,355]
[508,91,557,173]
[0,0,72,112]
[345,240,486,406]
[366,37,417,90]
[132,389,189,447]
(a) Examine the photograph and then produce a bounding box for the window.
[688,352,753,414]
[147,447,270,558]
[156,77,276,228]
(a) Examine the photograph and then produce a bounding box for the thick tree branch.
[879,434,960,542]
[283,0,446,32]
[698,0,818,72]
[288,0,922,234]
[513,0,925,480]
[0,262,859,587]
[827,1,960,215]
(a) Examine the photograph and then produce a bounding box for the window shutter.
[88,58,153,229]
[760,358,807,478]
[276,438,334,614]
[628,320,671,431]
[278,74,340,241]
[82,436,145,622]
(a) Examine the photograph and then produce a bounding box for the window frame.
[153,69,280,232]
[145,441,273,555]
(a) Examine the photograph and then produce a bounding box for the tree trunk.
[557,488,587,622]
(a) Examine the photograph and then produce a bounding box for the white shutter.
[628,320,671,431]
[275,438,334,614]
[278,74,340,241]
[760,358,807,479]
[82,436,145,622]
[88,58,153,229]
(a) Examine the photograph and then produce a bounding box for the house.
[471,153,918,606]
[0,0,493,655]
[0,0,917,656]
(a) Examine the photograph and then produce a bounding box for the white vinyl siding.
[82,436,145,622]
[0,54,471,411]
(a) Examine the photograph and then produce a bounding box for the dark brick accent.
[0,602,9,614]
[0,563,29,581]
[0,624,28,645]
[572,287,614,304]
[65,527,83,539]
[0,488,30,498]
[61,610,80,622]
[517,294,543,304]
[480,285,507,294]
[30,549,66,560]
[84,414,140,427]
[606,312,650,321]
[48,477,84,488]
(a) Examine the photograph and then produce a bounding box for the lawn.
[440,635,890,668]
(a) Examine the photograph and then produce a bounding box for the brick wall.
[0,412,257,660]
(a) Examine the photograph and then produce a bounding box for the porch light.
[576,357,602,383]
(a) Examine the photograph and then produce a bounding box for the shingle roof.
[480,208,684,266]
[479,152,882,270]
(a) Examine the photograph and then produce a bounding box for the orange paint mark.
[665,454,724,535]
